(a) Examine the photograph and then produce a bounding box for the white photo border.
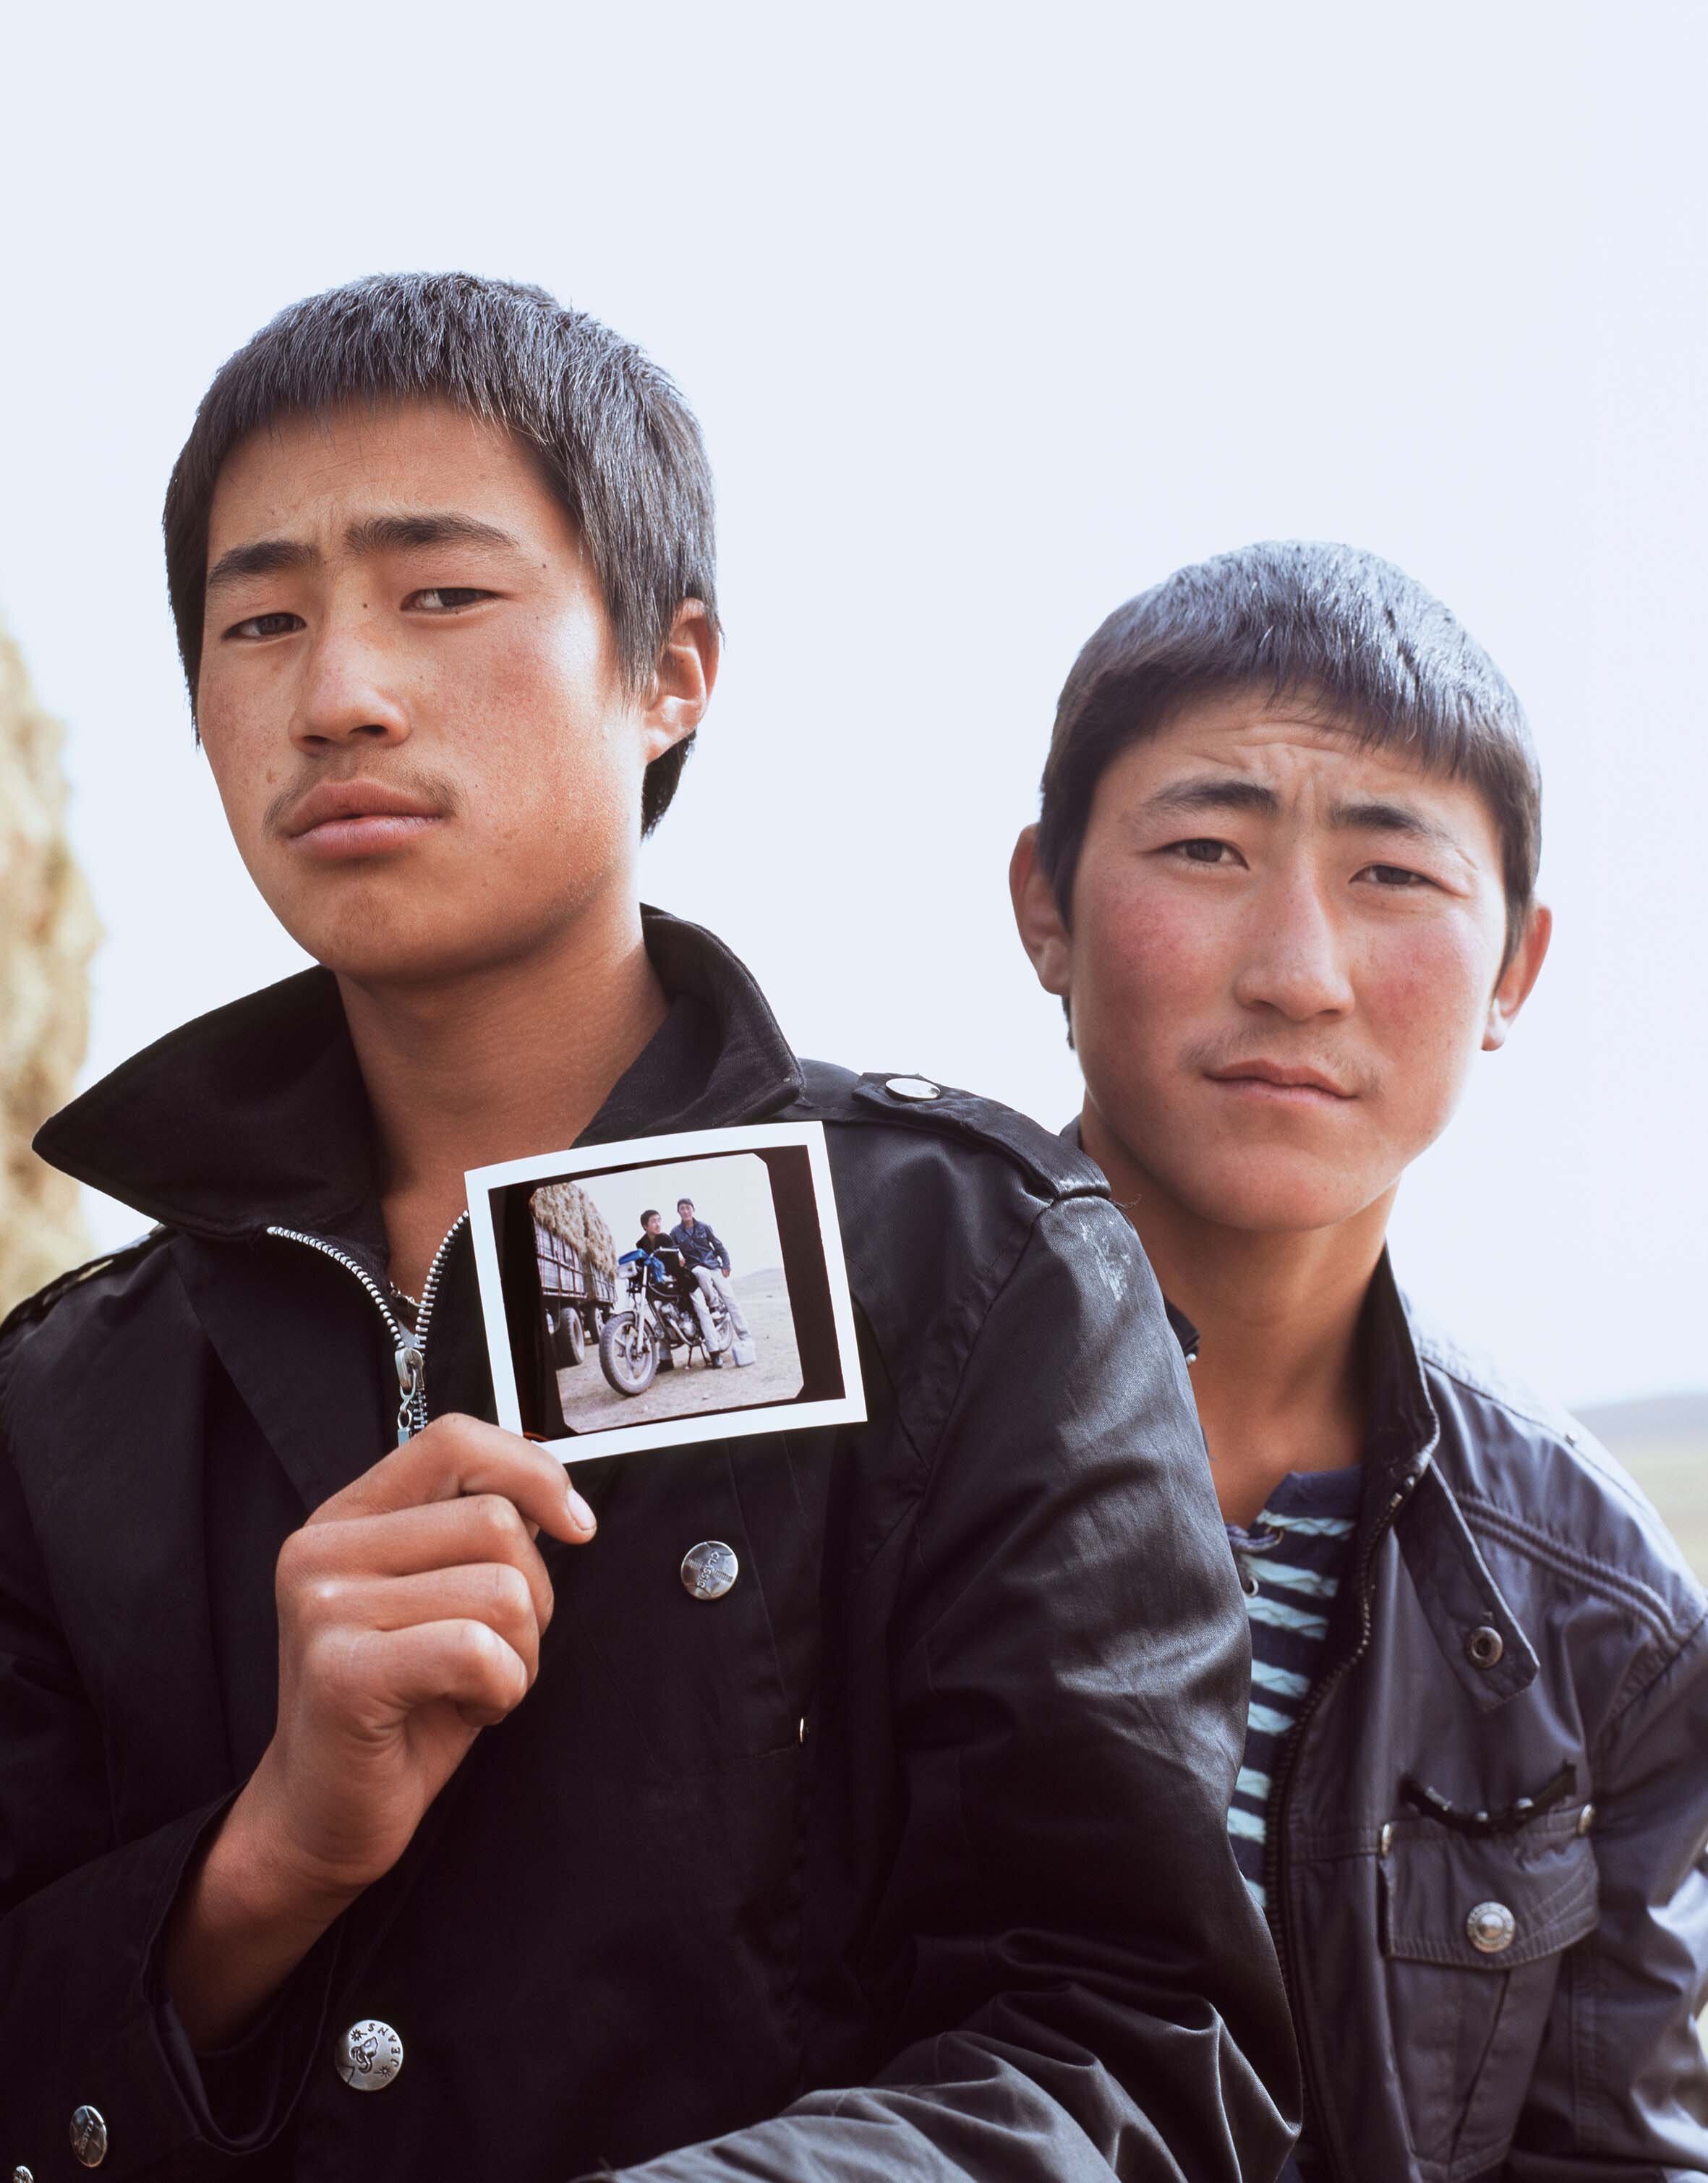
[465,1120,866,1462]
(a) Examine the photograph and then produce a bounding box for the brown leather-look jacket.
[1273,1259,1708,2182]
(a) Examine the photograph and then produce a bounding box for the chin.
[1170,1156,1388,1237]
[279,903,514,988]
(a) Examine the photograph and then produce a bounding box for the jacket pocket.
[1380,1815,1598,2180]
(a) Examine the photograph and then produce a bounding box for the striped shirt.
[1224,1465,1362,1909]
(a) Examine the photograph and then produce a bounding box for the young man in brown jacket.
[1012,540,1708,2182]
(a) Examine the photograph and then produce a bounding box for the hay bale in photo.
[529,1181,617,1278]
[0,619,99,1316]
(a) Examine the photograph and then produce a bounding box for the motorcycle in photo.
[599,1245,735,1395]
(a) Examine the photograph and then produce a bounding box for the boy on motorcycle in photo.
[670,1196,753,1361]
[631,1209,680,1269]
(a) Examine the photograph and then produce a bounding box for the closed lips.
[283,782,443,836]
[1207,1063,1355,1098]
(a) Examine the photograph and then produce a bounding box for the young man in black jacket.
[0,276,1295,2183]
[1011,541,1708,2182]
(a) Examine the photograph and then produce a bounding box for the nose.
[291,613,411,754]
[1231,871,1355,1022]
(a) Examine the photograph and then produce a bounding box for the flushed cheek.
[1365,919,1490,1032]
[1076,882,1231,1052]
[1359,930,1492,1136]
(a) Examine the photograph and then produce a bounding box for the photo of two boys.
[0,69,1704,2183]
[631,1197,756,1369]
[498,1145,832,1449]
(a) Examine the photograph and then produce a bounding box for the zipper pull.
[395,1338,424,1444]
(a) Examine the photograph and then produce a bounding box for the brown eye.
[1179,839,1229,863]
[1365,864,1427,888]
[229,612,303,640]
[407,587,493,611]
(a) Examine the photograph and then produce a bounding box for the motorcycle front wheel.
[598,1310,659,1395]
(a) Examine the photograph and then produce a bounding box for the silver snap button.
[15,2166,36,2182]
[336,2020,403,2090]
[69,2106,107,2169]
[1576,1801,1595,1836]
[884,1076,942,1102]
[1378,1821,1393,1858]
[680,1540,739,1600]
[1464,1625,1504,1669]
[1466,1900,1516,1954]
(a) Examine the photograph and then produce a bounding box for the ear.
[639,600,719,763]
[1009,825,1074,1000]
[1483,901,1552,1051]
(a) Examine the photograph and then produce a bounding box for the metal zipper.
[266,1212,469,1443]
[1261,1434,1436,2181]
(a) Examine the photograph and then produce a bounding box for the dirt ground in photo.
[553,1268,803,1437]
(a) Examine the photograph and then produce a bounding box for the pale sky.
[1,1,1702,1410]
[576,1155,785,1280]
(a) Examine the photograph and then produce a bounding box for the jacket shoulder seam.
[1453,1485,1689,1648]
[0,1229,175,1463]
[787,1062,1106,1205]
[0,1227,171,1356]
[1418,1345,1577,1443]
[1591,1598,1708,1772]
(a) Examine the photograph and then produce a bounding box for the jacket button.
[884,1076,942,1102]
[14,2166,35,2182]
[1576,1801,1596,1835]
[336,2020,403,2090]
[69,2107,107,2169]
[681,1541,740,1599]
[1466,1900,1516,1954]
[1464,1625,1504,1669]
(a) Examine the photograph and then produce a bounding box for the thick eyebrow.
[205,537,320,595]
[343,511,522,556]
[205,511,522,597]
[1143,777,1281,818]
[1142,776,1462,854]
[1328,796,1459,848]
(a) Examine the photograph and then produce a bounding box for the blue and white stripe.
[1225,1468,1362,1908]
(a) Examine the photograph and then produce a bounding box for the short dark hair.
[163,270,719,834]
[677,1198,694,1212]
[1036,541,1542,964]
[640,1209,660,1225]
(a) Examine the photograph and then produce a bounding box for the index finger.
[312,1413,595,1543]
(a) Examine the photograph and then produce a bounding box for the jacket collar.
[1041,1139,1541,1711]
[1360,1250,1438,1491]
[1362,1252,1540,1709]
[35,906,803,1247]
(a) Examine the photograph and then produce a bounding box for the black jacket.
[0,913,1297,2183]
[1265,1259,1708,2182]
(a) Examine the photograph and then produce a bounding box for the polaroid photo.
[466,1120,866,1462]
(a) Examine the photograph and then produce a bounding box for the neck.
[339,894,667,1294]
[1080,1101,1393,1526]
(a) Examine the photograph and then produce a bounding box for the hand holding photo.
[466,1122,866,1461]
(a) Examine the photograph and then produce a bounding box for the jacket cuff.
[1,1797,338,2179]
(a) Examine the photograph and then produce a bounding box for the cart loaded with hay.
[529,1182,618,1367]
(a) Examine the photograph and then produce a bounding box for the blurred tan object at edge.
[0,618,99,1317]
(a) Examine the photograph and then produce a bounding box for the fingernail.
[565,1485,597,1536]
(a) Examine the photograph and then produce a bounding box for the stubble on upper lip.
[268,771,461,841]
[1191,1045,1367,1101]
